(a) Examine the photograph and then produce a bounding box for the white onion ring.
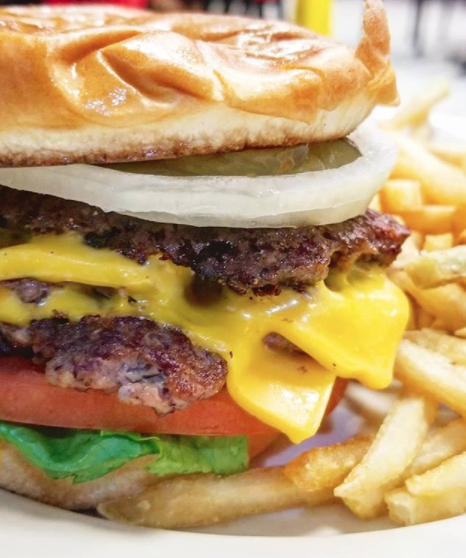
[0,123,396,228]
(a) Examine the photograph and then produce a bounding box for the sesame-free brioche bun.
[0,0,397,167]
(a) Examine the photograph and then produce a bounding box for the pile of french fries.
[99,80,466,531]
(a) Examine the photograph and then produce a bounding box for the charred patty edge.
[0,186,409,295]
[0,315,227,416]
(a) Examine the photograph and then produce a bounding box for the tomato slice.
[0,357,278,436]
[0,357,346,456]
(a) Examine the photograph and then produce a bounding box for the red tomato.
[0,357,346,457]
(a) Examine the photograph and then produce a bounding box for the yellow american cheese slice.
[0,234,151,289]
[0,233,409,442]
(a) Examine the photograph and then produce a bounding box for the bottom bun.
[0,433,280,510]
[0,441,159,510]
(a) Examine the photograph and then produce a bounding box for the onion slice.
[0,123,396,228]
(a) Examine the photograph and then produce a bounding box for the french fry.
[284,436,372,492]
[413,307,435,330]
[456,326,466,338]
[386,486,466,526]
[391,134,466,205]
[453,205,466,238]
[458,230,466,246]
[398,205,455,235]
[410,122,432,143]
[405,329,466,366]
[431,318,448,330]
[404,296,418,331]
[361,83,466,529]
[334,391,436,519]
[386,420,466,525]
[423,233,454,252]
[379,179,423,213]
[404,418,466,478]
[395,339,466,417]
[385,418,466,526]
[428,142,466,172]
[381,78,450,130]
[389,235,420,269]
[406,452,466,496]
[406,246,466,288]
[98,467,334,529]
[389,269,466,331]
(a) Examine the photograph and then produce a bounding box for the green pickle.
[105,139,360,177]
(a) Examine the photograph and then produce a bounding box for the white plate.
[2,486,465,558]
[0,385,463,558]
[2,84,466,558]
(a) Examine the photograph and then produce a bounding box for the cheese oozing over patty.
[0,233,409,443]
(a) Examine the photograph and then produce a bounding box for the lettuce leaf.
[0,421,248,484]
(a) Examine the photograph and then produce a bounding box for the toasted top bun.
[0,0,397,167]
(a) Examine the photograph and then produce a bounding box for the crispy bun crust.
[0,0,397,167]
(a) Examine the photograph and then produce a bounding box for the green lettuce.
[0,421,248,484]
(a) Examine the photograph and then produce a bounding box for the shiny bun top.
[0,1,397,166]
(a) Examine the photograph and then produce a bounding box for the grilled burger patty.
[0,316,227,415]
[0,186,408,295]
[0,185,408,414]
[0,278,50,304]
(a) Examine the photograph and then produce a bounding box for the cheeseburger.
[0,1,409,513]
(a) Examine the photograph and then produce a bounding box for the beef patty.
[0,186,408,412]
[0,316,227,416]
[0,278,50,304]
[0,186,409,295]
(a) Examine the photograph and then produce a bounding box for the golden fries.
[381,78,450,130]
[391,134,466,205]
[405,329,466,367]
[284,436,372,492]
[334,392,436,519]
[406,452,466,496]
[398,205,455,235]
[380,179,423,213]
[423,233,454,252]
[406,246,466,288]
[412,306,436,331]
[395,340,466,416]
[389,269,466,331]
[428,142,466,172]
[389,235,421,269]
[386,486,466,526]
[98,467,334,529]
[404,419,466,478]
[456,326,466,338]
[453,205,466,238]
[386,449,466,526]
[327,81,466,530]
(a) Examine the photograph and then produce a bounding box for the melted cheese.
[0,235,151,289]
[0,233,409,443]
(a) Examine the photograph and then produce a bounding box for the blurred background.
[1,0,465,117]
[1,0,465,62]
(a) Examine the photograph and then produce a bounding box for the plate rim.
[0,481,463,558]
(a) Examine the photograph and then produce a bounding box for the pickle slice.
[105,139,360,178]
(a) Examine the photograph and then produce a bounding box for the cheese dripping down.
[0,233,409,443]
